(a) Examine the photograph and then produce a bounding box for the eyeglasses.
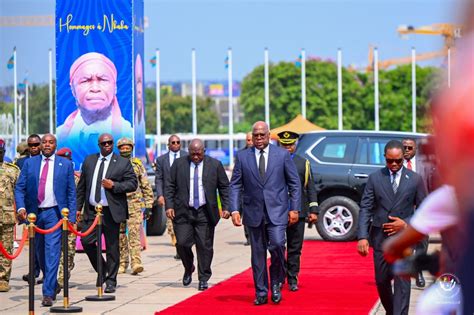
[28,143,40,147]
[385,158,404,164]
[99,140,113,146]
[170,141,180,145]
[403,146,414,150]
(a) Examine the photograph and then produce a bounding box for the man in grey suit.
[229,121,301,305]
[155,135,188,259]
[357,140,427,315]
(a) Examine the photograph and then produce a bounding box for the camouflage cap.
[117,137,134,148]
[17,141,28,154]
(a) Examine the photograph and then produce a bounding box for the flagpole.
[301,48,306,119]
[227,47,234,168]
[411,47,416,133]
[374,47,380,131]
[13,48,18,149]
[26,78,29,136]
[49,48,54,134]
[156,49,161,155]
[337,48,343,130]
[18,93,23,141]
[192,48,197,135]
[264,47,270,128]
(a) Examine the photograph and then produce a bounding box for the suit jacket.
[164,155,229,227]
[15,154,77,222]
[155,150,188,198]
[292,154,319,217]
[229,144,301,227]
[357,166,427,241]
[76,152,138,223]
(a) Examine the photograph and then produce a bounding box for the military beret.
[57,147,72,158]
[0,138,5,150]
[277,131,299,145]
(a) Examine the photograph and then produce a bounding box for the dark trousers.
[371,227,410,315]
[36,207,62,297]
[415,236,429,256]
[81,206,120,287]
[286,218,306,284]
[173,208,215,282]
[248,221,286,297]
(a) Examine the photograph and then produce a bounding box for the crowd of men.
[0,121,447,312]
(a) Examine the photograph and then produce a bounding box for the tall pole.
[155,49,161,155]
[301,48,306,119]
[13,48,18,149]
[337,48,343,130]
[49,49,54,134]
[374,47,380,131]
[18,94,23,141]
[192,48,197,135]
[411,47,417,133]
[447,48,451,88]
[26,79,29,136]
[264,48,270,128]
[227,48,234,168]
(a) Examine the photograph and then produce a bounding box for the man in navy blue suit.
[15,134,76,307]
[229,121,301,305]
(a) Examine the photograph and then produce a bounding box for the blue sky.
[0,0,462,85]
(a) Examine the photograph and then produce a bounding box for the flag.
[18,73,28,89]
[295,54,302,68]
[7,55,14,70]
[149,56,156,68]
[224,56,229,69]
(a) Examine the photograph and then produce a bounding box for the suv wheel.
[316,196,359,241]
[146,202,167,236]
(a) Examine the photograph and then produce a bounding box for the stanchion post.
[85,204,115,301]
[27,213,36,315]
[50,208,82,313]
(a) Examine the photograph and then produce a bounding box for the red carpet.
[157,241,378,314]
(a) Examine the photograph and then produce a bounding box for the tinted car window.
[311,136,357,164]
[356,137,396,165]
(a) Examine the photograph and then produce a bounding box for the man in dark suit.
[76,133,137,293]
[229,121,301,305]
[277,131,319,292]
[15,134,77,306]
[165,139,229,291]
[155,134,188,259]
[357,140,427,315]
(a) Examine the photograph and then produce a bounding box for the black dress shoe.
[22,274,42,284]
[182,265,195,286]
[104,284,116,293]
[41,296,54,307]
[289,283,298,291]
[198,281,208,291]
[416,272,426,288]
[271,284,282,303]
[244,240,250,246]
[254,296,268,305]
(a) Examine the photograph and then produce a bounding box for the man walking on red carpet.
[229,121,301,305]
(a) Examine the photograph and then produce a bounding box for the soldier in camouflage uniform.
[117,138,154,275]
[0,138,20,292]
[56,148,81,293]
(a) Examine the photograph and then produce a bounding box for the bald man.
[164,139,230,291]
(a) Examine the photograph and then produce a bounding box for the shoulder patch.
[132,157,143,165]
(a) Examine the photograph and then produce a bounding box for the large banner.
[56,0,145,169]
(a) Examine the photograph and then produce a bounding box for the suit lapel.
[381,167,395,200]
[202,156,209,188]
[184,157,191,193]
[33,156,41,192]
[395,168,410,199]
[263,145,276,185]
[248,147,261,183]
[105,153,118,178]
[87,154,99,190]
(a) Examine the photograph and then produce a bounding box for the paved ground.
[1,220,432,314]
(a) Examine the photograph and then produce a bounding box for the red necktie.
[38,158,50,204]
[407,159,413,170]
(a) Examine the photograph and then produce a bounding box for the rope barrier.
[0,228,28,260]
[33,219,63,234]
[67,215,99,237]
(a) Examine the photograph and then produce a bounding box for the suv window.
[356,137,393,165]
[311,136,357,164]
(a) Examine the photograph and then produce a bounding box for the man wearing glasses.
[15,134,42,170]
[155,135,188,259]
[76,133,137,294]
[357,140,427,315]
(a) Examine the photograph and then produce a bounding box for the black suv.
[295,131,427,241]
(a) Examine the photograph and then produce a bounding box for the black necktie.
[391,172,398,194]
[95,157,106,203]
[259,150,265,180]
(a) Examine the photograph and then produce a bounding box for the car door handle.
[354,173,369,178]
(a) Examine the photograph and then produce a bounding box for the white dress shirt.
[403,158,417,172]
[254,146,269,172]
[189,161,206,208]
[169,151,181,167]
[390,168,402,187]
[38,154,58,208]
[89,153,113,206]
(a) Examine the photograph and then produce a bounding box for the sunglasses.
[28,143,40,147]
[404,146,414,150]
[386,158,404,164]
[170,141,180,145]
[99,140,113,146]
[252,133,267,138]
